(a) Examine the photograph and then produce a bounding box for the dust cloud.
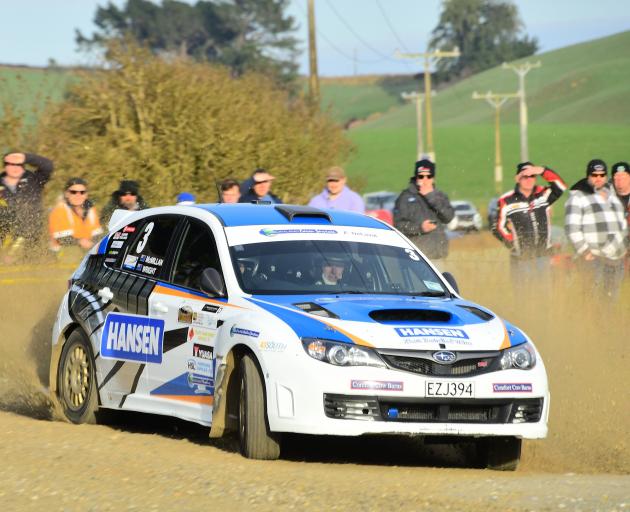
[0,235,628,474]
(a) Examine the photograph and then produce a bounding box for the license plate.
[425,381,474,398]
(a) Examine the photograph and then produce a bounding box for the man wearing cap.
[565,159,627,299]
[0,151,54,261]
[239,168,282,204]
[394,159,454,261]
[493,162,567,281]
[611,161,630,236]
[308,166,365,213]
[100,180,149,225]
[48,177,102,254]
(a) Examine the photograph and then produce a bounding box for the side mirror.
[442,271,459,294]
[200,267,226,297]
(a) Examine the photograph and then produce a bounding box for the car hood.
[247,294,526,351]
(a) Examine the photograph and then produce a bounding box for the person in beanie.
[48,177,103,253]
[308,166,365,213]
[492,161,567,282]
[100,180,149,225]
[611,161,630,273]
[393,159,454,262]
[565,159,627,300]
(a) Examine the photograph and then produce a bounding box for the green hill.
[340,31,630,222]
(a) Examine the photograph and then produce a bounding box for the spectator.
[220,178,241,203]
[176,192,196,205]
[611,161,630,273]
[239,169,282,204]
[100,180,149,225]
[394,159,454,262]
[493,162,567,282]
[565,159,627,299]
[48,178,103,253]
[0,151,54,262]
[308,166,365,213]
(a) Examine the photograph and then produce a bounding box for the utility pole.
[307,0,320,105]
[502,60,541,162]
[472,91,520,194]
[401,91,435,160]
[396,48,460,162]
[353,48,357,76]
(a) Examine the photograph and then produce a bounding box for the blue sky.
[2,0,629,76]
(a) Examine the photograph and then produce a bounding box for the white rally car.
[50,204,548,470]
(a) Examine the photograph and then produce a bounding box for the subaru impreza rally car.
[50,204,548,470]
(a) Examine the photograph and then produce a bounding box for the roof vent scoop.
[369,309,451,323]
[275,205,332,223]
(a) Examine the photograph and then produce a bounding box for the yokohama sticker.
[351,380,403,391]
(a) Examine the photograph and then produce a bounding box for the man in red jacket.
[492,162,567,282]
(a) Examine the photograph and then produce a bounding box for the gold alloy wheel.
[63,343,91,411]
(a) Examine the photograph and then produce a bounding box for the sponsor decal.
[188,326,216,344]
[113,232,129,240]
[139,265,157,276]
[202,304,222,314]
[259,228,338,237]
[123,225,136,233]
[229,325,260,338]
[178,305,193,324]
[105,257,117,264]
[123,254,138,270]
[424,280,443,292]
[259,340,287,352]
[192,311,215,328]
[187,358,213,376]
[396,327,469,339]
[142,255,163,266]
[193,343,213,360]
[101,312,164,363]
[187,372,213,393]
[111,240,124,249]
[492,383,533,393]
[351,380,403,391]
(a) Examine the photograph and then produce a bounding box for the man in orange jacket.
[48,178,103,253]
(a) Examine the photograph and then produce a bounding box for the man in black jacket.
[100,180,149,226]
[239,169,282,204]
[493,162,566,282]
[0,151,54,260]
[394,159,454,262]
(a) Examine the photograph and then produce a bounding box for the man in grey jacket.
[394,159,455,261]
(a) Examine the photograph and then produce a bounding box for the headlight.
[301,338,386,368]
[500,342,536,370]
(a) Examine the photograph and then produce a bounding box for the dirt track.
[1,234,629,510]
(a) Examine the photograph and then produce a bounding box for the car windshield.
[454,204,472,211]
[230,240,448,296]
[365,194,396,210]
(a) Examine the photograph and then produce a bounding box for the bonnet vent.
[369,309,451,323]
[294,302,339,319]
[456,305,494,321]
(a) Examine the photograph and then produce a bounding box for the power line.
[375,0,411,53]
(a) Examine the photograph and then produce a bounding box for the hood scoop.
[294,302,339,319]
[369,309,451,324]
[457,304,494,321]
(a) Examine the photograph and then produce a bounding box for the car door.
[97,214,181,412]
[146,217,226,425]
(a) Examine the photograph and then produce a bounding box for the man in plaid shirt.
[565,159,628,299]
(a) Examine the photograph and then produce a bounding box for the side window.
[105,220,144,268]
[122,216,179,278]
[172,220,221,291]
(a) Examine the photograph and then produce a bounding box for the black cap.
[586,159,607,176]
[611,162,629,175]
[414,159,435,177]
[516,162,534,175]
[65,177,87,189]
[116,180,140,195]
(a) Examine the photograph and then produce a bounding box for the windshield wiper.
[416,291,448,297]
[334,290,367,294]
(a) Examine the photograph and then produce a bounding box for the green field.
[333,31,630,223]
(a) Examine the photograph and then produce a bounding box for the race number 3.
[136,222,154,253]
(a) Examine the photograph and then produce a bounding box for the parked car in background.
[447,200,483,232]
[487,197,499,230]
[363,191,397,225]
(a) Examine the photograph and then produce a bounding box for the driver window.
[172,220,221,291]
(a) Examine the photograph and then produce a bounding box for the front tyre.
[57,329,99,424]
[478,436,522,471]
[238,354,281,460]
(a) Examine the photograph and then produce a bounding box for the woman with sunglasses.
[48,177,103,254]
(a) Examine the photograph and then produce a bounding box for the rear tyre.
[477,436,521,471]
[57,329,99,424]
[238,354,281,460]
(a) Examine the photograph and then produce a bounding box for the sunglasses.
[327,178,340,183]
[416,174,433,180]
[120,192,137,196]
[590,173,607,178]
[67,189,87,195]
[521,174,537,179]
[3,161,24,167]
[254,180,271,184]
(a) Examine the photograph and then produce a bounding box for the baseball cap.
[611,162,629,175]
[326,166,346,180]
[252,169,275,183]
[414,159,435,177]
[516,161,534,175]
[586,159,607,176]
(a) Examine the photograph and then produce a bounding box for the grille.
[324,395,544,424]
[379,352,499,377]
